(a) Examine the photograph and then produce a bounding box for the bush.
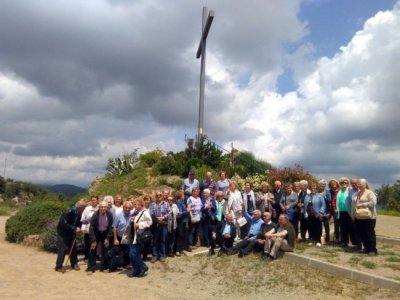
[42,220,84,253]
[42,220,59,252]
[268,164,315,185]
[139,149,163,167]
[5,201,67,243]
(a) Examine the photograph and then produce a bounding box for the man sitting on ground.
[264,214,295,261]
[255,212,277,257]
[228,208,264,257]
[213,213,236,255]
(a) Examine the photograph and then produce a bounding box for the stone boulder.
[21,234,43,247]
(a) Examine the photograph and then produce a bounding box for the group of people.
[55,170,378,278]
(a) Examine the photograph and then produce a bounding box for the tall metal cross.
[196,6,214,145]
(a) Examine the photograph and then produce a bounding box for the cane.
[63,237,77,273]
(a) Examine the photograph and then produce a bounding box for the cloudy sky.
[1,0,399,188]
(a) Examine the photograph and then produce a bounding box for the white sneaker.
[308,242,313,246]
[316,243,322,247]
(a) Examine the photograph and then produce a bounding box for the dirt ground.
[1,216,400,300]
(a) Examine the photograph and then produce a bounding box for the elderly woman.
[304,182,326,246]
[337,177,360,249]
[328,179,340,243]
[352,179,378,256]
[256,182,276,221]
[123,198,153,277]
[225,181,243,240]
[187,187,203,250]
[279,183,298,232]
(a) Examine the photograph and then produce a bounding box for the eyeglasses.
[340,181,348,184]
[156,194,162,197]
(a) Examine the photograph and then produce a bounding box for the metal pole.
[197,7,207,145]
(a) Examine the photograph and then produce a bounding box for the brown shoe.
[151,257,158,263]
[55,267,66,273]
[160,256,166,263]
[72,264,80,271]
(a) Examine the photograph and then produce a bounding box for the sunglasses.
[340,181,348,184]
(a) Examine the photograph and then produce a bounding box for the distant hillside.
[42,184,87,198]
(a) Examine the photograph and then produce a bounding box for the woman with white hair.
[352,178,378,256]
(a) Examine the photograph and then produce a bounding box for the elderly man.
[272,180,283,221]
[228,208,264,257]
[256,212,277,259]
[264,214,296,261]
[214,213,236,256]
[55,200,87,272]
[87,201,113,272]
[112,201,133,267]
[149,190,170,263]
[200,171,218,197]
[201,188,217,254]
[182,170,199,201]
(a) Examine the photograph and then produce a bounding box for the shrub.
[139,149,163,167]
[42,220,84,253]
[5,201,67,243]
[42,220,59,252]
[236,173,268,191]
[268,164,315,185]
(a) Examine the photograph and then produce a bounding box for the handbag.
[355,207,372,219]
[137,228,153,244]
[136,210,153,244]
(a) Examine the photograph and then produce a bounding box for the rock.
[21,235,43,247]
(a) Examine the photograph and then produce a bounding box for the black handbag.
[136,210,153,244]
[137,228,153,244]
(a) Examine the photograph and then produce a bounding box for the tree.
[375,184,390,209]
[232,151,271,177]
[0,176,5,194]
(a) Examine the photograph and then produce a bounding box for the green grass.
[377,209,400,217]
[385,255,400,262]
[91,166,149,196]
[348,255,362,266]
[0,201,18,216]
[360,260,377,269]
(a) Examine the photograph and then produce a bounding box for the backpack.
[105,246,125,271]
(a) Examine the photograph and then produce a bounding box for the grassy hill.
[89,166,183,198]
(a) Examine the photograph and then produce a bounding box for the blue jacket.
[304,193,326,218]
[201,197,217,222]
[176,199,189,223]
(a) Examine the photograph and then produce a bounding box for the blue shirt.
[222,222,233,235]
[243,209,264,238]
[112,210,132,238]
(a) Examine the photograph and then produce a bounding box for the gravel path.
[1,216,400,300]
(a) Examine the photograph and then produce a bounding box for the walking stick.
[63,237,77,273]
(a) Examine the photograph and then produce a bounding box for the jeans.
[152,223,168,258]
[129,243,146,275]
[188,221,201,247]
[176,221,188,252]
